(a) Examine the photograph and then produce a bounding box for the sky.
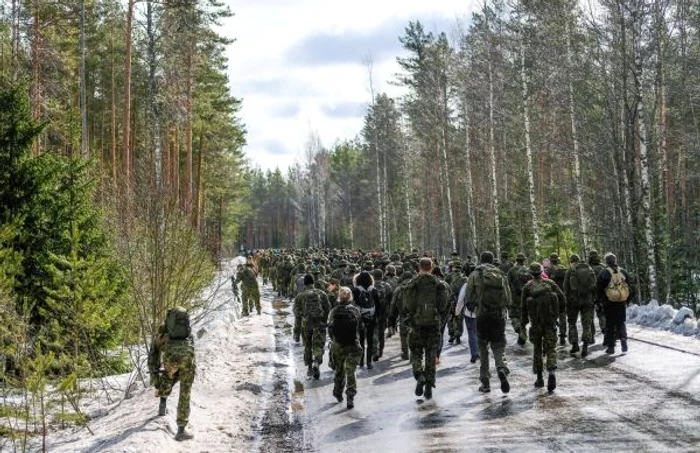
[221,0,478,172]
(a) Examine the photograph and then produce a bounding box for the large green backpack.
[568,263,596,297]
[476,266,508,315]
[450,274,468,301]
[302,290,325,321]
[404,275,444,328]
[526,282,559,327]
[166,307,191,340]
[548,264,567,288]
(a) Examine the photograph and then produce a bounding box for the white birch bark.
[566,20,588,254]
[520,37,540,257]
[487,49,501,258]
[463,101,477,255]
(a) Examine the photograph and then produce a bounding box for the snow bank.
[627,300,700,337]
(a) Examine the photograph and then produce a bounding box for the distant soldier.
[403,257,449,400]
[545,253,568,346]
[293,275,331,379]
[148,307,195,441]
[564,254,596,357]
[351,271,379,369]
[521,263,566,393]
[371,269,393,361]
[598,253,634,354]
[499,251,513,275]
[388,263,416,360]
[238,261,260,316]
[588,250,607,343]
[327,287,362,409]
[507,253,530,346]
[448,262,468,345]
[466,251,511,394]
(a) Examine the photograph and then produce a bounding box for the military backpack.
[526,282,559,327]
[165,308,191,340]
[475,266,508,315]
[302,290,325,321]
[404,275,445,328]
[512,265,532,296]
[569,264,596,297]
[330,305,358,346]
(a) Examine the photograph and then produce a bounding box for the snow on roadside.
[627,300,700,338]
[42,256,277,453]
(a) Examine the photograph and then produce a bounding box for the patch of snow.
[627,300,700,338]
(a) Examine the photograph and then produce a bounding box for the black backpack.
[331,305,358,346]
[165,308,191,340]
[354,287,374,309]
[302,290,325,321]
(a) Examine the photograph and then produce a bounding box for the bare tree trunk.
[194,128,204,229]
[487,50,501,257]
[520,37,540,258]
[147,0,162,190]
[633,2,658,300]
[122,0,135,209]
[440,78,457,253]
[79,0,88,159]
[31,0,40,156]
[110,22,117,191]
[566,20,588,253]
[463,102,477,255]
[185,51,194,218]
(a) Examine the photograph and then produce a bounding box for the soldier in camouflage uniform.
[564,254,596,357]
[499,251,513,276]
[545,253,568,346]
[521,263,566,393]
[293,274,331,379]
[507,253,530,346]
[588,250,607,344]
[148,307,195,441]
[404,258,449,400]
[327,286,362,409]
[238,261,260,316]
[371,269,393,360]
[389,262,416,360]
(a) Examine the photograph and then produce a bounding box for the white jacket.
[455,282,475,318]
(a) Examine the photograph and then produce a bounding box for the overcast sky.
[221,0,478,172]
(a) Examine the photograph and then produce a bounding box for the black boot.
[559,336,566,346]
[401,351,409,361]
[448,337,454,345]
[581,342,589,358]
[333,388,343,403]
[470,355,479,364]
[175,426,194,441]
[415,375,426,397]
[307,364,313,377]
[478,378,490,393]
[498,370,510,394]
[547,372,557,394]
[158,397,167,416]
[424,383,433,400]
[455,337,461,345]
[347,394,354,409]
[312,362,320,380]
[570,343,580,355]
[534,372,544,388]
[621,340,628,353]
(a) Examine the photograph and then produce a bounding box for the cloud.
[284,16,457,67]
[237,78,320,97]
[270,102,301,118]
[262,139,293,156]
[321,101,368,119]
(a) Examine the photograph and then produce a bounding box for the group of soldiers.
[253,247,634,406]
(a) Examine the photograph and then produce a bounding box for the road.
[259,285,700,453]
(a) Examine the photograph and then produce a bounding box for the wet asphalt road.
[264,289,700,453]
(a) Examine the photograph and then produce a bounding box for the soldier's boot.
[424,383,433,400]
[478,378,490,393]
[306,364,313,378]
[158,397,167,416]
[346,394,354,410]
[312,362,320,380]
[621,340,628,353]
[359,354,364,368]
[175,426,194,442]
[517,335,526,346]
[581,342,589,358]
[559,336,566,346]
[605,344,615,354]
[415,375,426,397]
[455,337,462,345]
[470,355,479,363]
[534,372,544,388]
[570,343,580,356]
[333,388,343,403]
[400,351,409,361]
[547,372,557,394]
[498,370,510,394]
[448,336,454,345]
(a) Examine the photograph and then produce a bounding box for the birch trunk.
[79,0,88,159]
[633,2,658,300]
[566,21,588,253]
[110,23,117,190]
[520,37,540,257]
[122,0,135,205]
[487,51,501,258]
[185,51,194,218]
[31,0,40,156]
[440,81,457,253]
[463,102,477,255]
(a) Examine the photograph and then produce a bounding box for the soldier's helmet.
[529,262,544,275]
[451,260,462,269]
[386,264,396,275]
[549,253,559,262]
[516,253,526,263]
[588,250,599,259]
[569,254,580,263]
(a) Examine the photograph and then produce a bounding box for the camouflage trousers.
[303,321,326,366]
[476,315,509,381]
[530,326,557,373]
[409,326,440,386]
[331,342,361,397]
[157,342,195,428]
[373,315,388,358]
[241,284,261,315]
[558,310,567,341]
[509,298,523,341]
[568,301,594,345]
[399,323,410,358]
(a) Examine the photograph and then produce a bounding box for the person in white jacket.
[455,279,479,363]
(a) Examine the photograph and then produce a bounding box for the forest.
[0,0,247,444]
[242,0,700,307]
